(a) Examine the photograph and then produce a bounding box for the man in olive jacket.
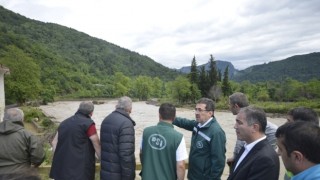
[100,96,136,180]
[0,108,45,174]
[173,98,226,180]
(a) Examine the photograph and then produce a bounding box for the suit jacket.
[228,139,280,180]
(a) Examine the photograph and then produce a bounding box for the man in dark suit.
[228,106,280,180]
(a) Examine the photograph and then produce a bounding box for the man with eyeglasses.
[173,98,226,180]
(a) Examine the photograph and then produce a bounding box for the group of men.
[0,93,319,180]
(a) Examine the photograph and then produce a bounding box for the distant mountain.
[233,52,320,82]
[178,60,238,78]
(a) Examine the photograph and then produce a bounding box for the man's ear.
[252,123,260,133]
[291,151,304,163]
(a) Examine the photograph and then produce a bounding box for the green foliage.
[41,117,54,127]
[0,6,181,103]
[132,76,153,100]
[168,76,190,103]
[21,106,44,123]
[189,56,199,84]
[0,45,41,104]
[233,52,320,83]
[222,66,232,96]
[208,54,219,87]
[198,66,209,97]
[113,72,131,97]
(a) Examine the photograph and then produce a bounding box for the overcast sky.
[1,0,319,70]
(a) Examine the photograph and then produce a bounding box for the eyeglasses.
[194,108,209,112]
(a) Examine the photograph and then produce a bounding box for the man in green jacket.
[173,98,226,180]
[140,103,188,180]
[0,108,45,175]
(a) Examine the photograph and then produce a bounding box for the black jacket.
[228,139,280,180]
[100,108,136,180]
[50,112,95,180]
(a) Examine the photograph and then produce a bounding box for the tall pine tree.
[189,56,199,84]
[198,66,209,97]
[208,54,218,88]
[222,66,232,96]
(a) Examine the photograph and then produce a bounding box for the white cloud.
[1,0,319,70]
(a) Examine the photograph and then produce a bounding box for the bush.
[41,118,53,127]
[21,107,44,122]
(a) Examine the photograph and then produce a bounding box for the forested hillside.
[0,6,180,104]
[233,52,320,82]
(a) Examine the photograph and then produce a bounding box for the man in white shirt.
[228,106,280,180]
[140,103,188,180]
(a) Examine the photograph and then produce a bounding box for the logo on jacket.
[148,134,167,150]
[196,141,203,148]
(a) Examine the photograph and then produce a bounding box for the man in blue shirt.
[276,121,320,180]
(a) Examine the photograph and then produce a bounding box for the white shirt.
[198,117,213,128]
[234,136,266,171]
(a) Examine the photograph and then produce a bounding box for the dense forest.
[0,6,181,104]
[1,5,320,114]
[233,52,320,82]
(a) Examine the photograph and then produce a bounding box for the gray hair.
[78,101,94,115]
[116,96,132,112]
[3,108,24,122]
[229,92,249,108]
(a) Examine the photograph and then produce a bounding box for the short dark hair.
[287,107,319,125]
[229,92,249,108]
[197,98,215,111]
[159,103,176,121]
[276,121,320,164]
[240,106,267,133]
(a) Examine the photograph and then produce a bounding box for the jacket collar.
[115,108,136,126]
[157,121,174,128]
[198,117,216,129]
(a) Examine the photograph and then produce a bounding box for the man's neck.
[160,119,172,124]
[246,134,266,144]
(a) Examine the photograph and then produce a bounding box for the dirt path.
[40,100,286,180]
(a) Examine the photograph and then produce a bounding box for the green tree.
[189,56,199,84]
[168,76,192,103]
[190,83,201,103]
[113,72,131,97]
[222,66,232,96]
[304,79,320,98]
[132,76,152,100]
[1,45,41,105]
[208,54,218,89]
[151,77,164,98]
[198,66,209,97]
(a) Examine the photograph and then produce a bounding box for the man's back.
[50,113,96,180]
[141,122,184,180]
[100,108,136,180]
[0,119,44,174]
